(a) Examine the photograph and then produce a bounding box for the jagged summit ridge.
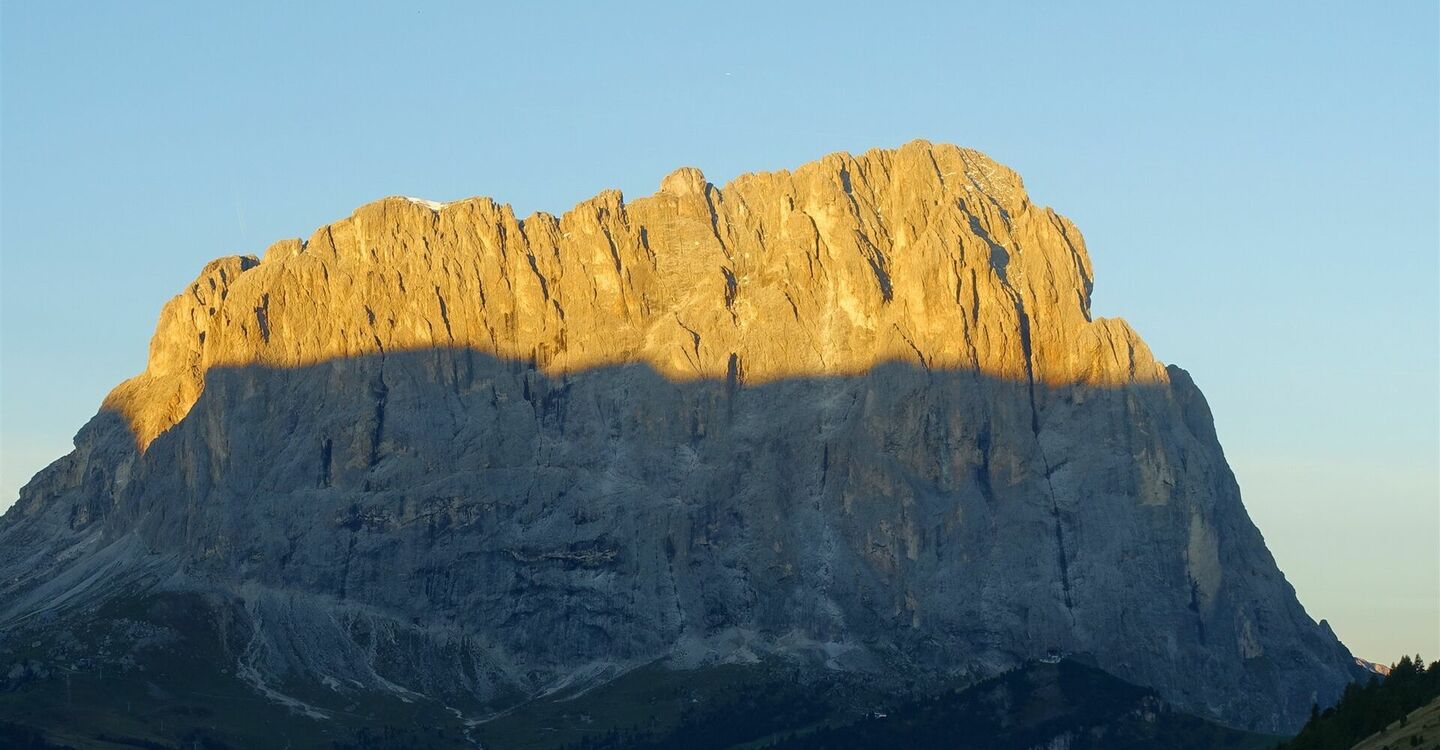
[107,140,1157,450]
[1,141,1358,733]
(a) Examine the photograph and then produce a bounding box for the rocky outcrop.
[0,141,1357,732]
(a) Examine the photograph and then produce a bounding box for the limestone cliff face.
[0,141,1355,731]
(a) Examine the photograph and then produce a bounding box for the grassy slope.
[1351,696,1440,750]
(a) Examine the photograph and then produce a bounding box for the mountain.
[0,141,1359,744]
[1355,657,1392,677]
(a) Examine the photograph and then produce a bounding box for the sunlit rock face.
[0,141,1355,731]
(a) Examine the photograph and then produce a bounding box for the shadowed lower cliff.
[1,348,1356,733]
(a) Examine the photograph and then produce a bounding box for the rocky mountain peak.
[659,165,709,196]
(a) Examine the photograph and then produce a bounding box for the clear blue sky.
[2,1,1436,664]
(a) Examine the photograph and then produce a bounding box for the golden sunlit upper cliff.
[106,140,1163,449]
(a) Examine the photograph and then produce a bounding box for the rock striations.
[0,141,1356,732]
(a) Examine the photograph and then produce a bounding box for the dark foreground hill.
[0,647,1280,750]
[554,659,1280,750]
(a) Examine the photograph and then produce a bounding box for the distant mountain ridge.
[0,141,1359,744]
[1355,657,1392,676]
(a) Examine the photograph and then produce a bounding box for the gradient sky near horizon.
[2,2,1436,664]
